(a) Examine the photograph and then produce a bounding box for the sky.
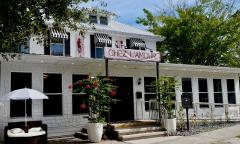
[81,0,177,29]
[81,0,240,29]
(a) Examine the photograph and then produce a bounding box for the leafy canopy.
[137,0,240,67]
[0,0,98,59]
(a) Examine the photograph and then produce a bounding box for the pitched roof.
[91,21,163,41]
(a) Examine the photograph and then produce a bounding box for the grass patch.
[236,135,240,138]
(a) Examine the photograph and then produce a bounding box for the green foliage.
[0,0,94,57]
[153,76,178,119]
[177,106,185,130]
[73,75,116,123]
[137,0,240,67]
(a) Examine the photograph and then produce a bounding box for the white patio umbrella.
[5,88,48,127]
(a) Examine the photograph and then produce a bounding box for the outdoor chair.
[4,121,47,144]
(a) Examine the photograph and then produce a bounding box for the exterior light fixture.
[137,78,141,85]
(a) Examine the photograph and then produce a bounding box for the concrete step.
[116,126,163,135]
[75,131,88,140]
[119,131,166,141]
[110,120,160,129]
[48,135,74,141]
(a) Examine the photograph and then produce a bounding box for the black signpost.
[181,93,192,131]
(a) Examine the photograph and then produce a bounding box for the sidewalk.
[125,124,240,144]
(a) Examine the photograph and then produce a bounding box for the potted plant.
[154,76,178,133]
[73,75,116,142]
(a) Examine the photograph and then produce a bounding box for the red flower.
[68,84,72,89]
[79,81,83,86]
[93,81,98,87]
[110,90,116,97]
[80,103,87,109]
[85,84,91,89]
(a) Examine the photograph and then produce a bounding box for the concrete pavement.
[48,125,240,144]
[125,124,240,144]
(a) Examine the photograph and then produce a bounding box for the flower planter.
[165,118,176,133]
[87,123,103,143]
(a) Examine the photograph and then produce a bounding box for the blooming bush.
[72,75,116,123]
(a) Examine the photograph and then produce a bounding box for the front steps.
[73,120,166,141]
[109,120,166,141]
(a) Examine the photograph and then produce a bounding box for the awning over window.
[130,38,146,48]
[50,28,68,39]
[95,33,111,45]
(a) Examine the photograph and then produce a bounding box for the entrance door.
[110,77,134,122]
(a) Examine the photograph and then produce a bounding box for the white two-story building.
[0,9,240,139]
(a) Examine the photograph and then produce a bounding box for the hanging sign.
[104,47,160,62]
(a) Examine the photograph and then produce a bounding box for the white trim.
[3,54,240,74]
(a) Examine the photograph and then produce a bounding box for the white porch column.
[192,77,199,115]
[192,77,199,108]
[32,71,43,120]
[175,76,182,109]
[62,72,72,115]
[222,78,228,104]
[234,76,240,104]
[208,78,214,104]
[134,76,145,120]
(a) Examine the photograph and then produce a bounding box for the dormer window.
[100,16,108,25]
[89,15,98,24]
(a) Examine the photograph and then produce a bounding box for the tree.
[0,0,99,59]
[137,0,240,67]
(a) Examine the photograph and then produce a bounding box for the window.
[72,75,89,114]
[100,16,108,25]
[127,38,146,50]
[144,77,156,111]
[43,73,62,116]
[227,79,236,104]
[10,72,32,117]
[50,38,64,56]
[18,40,29,54]
[90,34,112,58]
[96,47,104,58]
[89,15,98,24]
[213,79,223,107]
[198,78,209,108]
[181,78,193,108]
[45,32,70,56]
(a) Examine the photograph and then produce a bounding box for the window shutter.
[126,39,130,49]
[65,32,70,56]
[90,35,95,58]
[107,37,112,47]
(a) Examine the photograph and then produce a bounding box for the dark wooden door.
[110,77,134,122]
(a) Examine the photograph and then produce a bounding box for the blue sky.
[81,0,240,29]
[81,0,176,29]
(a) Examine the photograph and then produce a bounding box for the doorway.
[110,77,134,122]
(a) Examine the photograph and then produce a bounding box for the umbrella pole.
[25,99,27,127]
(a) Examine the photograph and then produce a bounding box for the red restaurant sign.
[104,47,160,62]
